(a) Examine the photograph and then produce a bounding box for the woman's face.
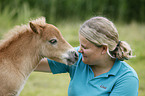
[78,35,104,65]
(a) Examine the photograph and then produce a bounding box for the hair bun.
[110,41,134,61]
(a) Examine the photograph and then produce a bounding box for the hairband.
[117,40,121,47]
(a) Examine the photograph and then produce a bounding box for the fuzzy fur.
[0,17,76,96]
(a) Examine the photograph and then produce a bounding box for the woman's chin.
[82,57,88,64]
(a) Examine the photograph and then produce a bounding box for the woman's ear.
[101,45,107,55]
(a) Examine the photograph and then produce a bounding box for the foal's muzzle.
[66,50,78,65]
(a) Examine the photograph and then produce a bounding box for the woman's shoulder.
[74,46,80,53]
[117,60,138,79]
[74,46,80,50]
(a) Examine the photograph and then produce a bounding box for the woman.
[36,17,139,96]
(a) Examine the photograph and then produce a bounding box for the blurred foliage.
[0,0,144,24]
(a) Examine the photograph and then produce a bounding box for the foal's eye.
[49,39,57,44]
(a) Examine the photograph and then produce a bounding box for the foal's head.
[29,17,78,65]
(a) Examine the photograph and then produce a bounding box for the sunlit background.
[0,0,144,96]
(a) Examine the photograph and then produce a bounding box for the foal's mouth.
[65,51,78,65]
[66,57,78,65]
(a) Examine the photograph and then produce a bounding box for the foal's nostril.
[66,50,78,65]
[71,51,78,58]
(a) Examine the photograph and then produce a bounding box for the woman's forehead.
[79,35,94,47]
[79,34,87,42]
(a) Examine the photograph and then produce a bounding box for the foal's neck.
[2,32,42,78]
[16,33,42,77]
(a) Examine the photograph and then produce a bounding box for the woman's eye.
[80,44,87,49]
[49,39,57,44]
[82,45,87,49]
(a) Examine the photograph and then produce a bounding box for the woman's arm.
[35,58,51,72]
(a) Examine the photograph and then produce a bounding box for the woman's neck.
[90,58,115,77]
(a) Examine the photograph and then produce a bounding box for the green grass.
[20,73,70,96]
[0,20,145,96]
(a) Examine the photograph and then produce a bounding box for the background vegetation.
[0,0,144,96]
[0,0,144,24]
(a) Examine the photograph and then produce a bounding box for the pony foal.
[0,17,78,96]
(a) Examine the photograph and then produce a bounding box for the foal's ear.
[29,22,41,34]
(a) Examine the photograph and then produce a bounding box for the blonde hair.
[79,17,134,61]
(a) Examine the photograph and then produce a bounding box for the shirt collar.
[97,59,121,78]
[107,59,121,76]
[89,59,121,79]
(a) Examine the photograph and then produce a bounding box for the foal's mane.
[0,17,46,51]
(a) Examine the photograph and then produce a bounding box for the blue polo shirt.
[48,47,139,96]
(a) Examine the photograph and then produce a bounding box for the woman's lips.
[82,54,87,58]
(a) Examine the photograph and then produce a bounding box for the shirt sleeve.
[48,58,69,74]
[110,76,139,96]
